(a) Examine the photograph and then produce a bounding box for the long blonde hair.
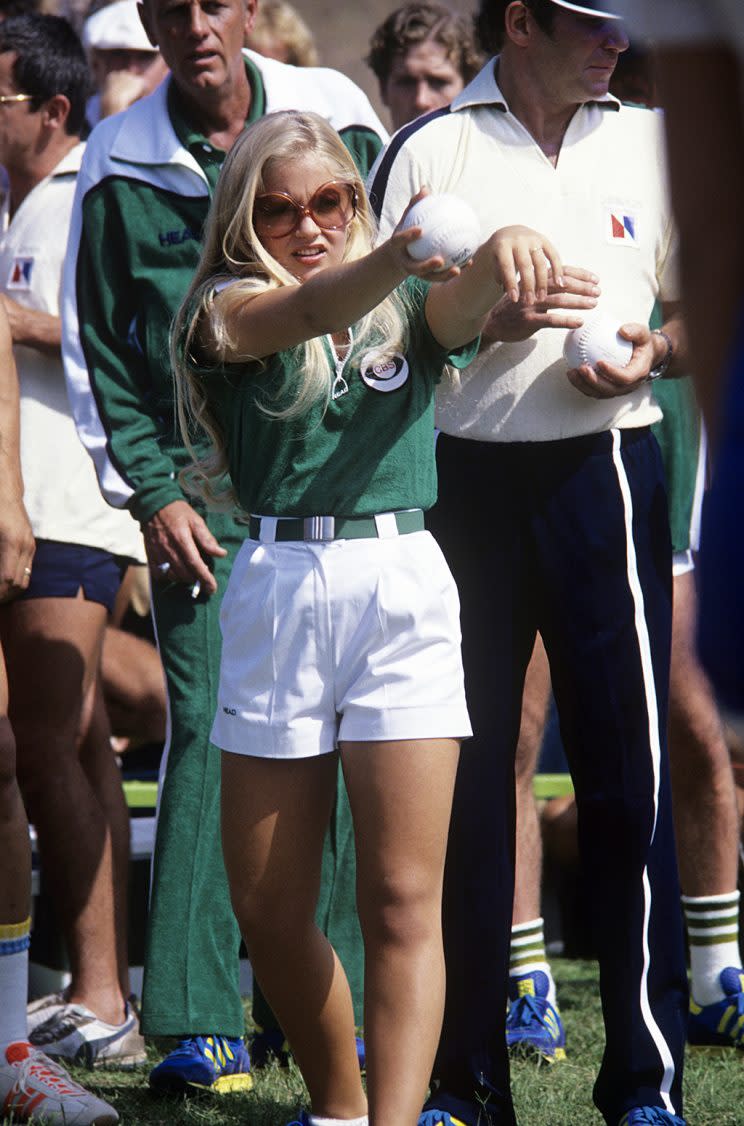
[172,109,409,511]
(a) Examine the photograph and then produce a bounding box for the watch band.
[648,328,674,381]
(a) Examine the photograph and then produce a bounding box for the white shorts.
[211,530,472,759]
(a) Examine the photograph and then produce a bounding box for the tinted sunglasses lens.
[254,195,301,236]
[310,184,355,228]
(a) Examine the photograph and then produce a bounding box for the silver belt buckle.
[303,515,335,541]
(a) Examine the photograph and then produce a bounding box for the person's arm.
[210,192,460,362]
[0,295,61,356]
[0,306,35,601]
[62,145,225,594]
[657,46,744,438]
[424,225,564,350]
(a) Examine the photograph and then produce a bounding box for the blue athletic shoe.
[688,966,744,1048]
[252,1027,366,1070]
[618,1109,686,1126]
[421,1090,493,1126]
[148,1034,253,1095]
[285,1115,310,1126]
[506,970,566,1063]
[250,1027,290,1068]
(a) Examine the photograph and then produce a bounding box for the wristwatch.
[647,328,674,381]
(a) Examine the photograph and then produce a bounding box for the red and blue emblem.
[607,210,637,245]
[7,256,34,289]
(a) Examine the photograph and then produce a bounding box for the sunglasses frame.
[253,180,359,239]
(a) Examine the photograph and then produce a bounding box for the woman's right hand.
[385,189,464,282]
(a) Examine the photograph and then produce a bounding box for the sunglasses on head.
[253,180,358,239]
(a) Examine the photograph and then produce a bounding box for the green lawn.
[7,959,744,1125]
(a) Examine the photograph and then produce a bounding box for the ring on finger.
[23,566,32,577]
[157,561,171,575]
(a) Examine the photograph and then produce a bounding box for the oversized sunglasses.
[253,180,358,238]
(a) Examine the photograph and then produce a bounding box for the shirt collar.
[450,56,621,115]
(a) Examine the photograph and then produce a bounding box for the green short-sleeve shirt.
[203,279,478,517]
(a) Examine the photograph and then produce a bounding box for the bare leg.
[341,737,459,1126]
[102,625,166,746]
[0,646,29,930]
[512,635,552,926]
[0,596,126,1025]
[79,677,132,998]
[221,750,366,1120]
[669,570,740,894]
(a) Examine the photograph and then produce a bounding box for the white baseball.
[401,194,481,270]
[563,313,634,370]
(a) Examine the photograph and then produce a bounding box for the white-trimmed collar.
[450,56,621,115]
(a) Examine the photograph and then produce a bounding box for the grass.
[6,959,744,1125]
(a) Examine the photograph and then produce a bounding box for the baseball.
[563,313,634,371]
[401,193,481,270]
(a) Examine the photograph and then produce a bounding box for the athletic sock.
[682,891,742,1005]
[309,1117,369,1126]
[509,917,558,1009]
[0,917,31,1051]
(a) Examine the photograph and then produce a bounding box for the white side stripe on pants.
[611,428,676,1115]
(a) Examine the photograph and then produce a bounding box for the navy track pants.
[427,427,688,1126]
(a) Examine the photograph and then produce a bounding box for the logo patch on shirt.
[7,257,33,289]
[359,351,409,393]
[606,207,638,246]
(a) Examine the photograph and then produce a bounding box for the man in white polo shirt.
[369,2,688,1124]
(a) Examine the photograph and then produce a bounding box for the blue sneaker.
[251,1027,290,1068]
[618,1109,686,1126]
[252,1027,366,1070]
[688,966,744,1048]
[421,1091,490,1126]
[506,970,566,1062]
[285,1115,310,1126]
[148,1034,253,1095]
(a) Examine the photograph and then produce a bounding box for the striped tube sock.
[509,918,557,1008]
[682,891,742,1005]
[0,917,31,1051]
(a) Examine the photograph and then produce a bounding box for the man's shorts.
[211,530,472,759]
[20,539,126,614]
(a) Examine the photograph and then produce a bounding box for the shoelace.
[13,1049,82,1098]
[168,1035,238,1070]
[507,993,550,1032]
[32,1004,96,1044]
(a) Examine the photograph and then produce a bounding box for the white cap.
[547,0,622,19]
[83,0,158,52]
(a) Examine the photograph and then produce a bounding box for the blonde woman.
[173,109,562,1126]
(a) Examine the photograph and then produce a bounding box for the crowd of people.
[0,0,741,1124]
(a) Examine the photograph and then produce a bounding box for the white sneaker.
[29,1002,146,1068]
[0,1041,119,1123]
[27,992,68,1034]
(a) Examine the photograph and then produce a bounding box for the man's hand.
[0,496,34,604]
[481,265,600,344]
[567,321,663,399]
[144,499,227,596]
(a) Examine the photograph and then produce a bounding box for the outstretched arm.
[209,191,459,363]
[424,226,564,350]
